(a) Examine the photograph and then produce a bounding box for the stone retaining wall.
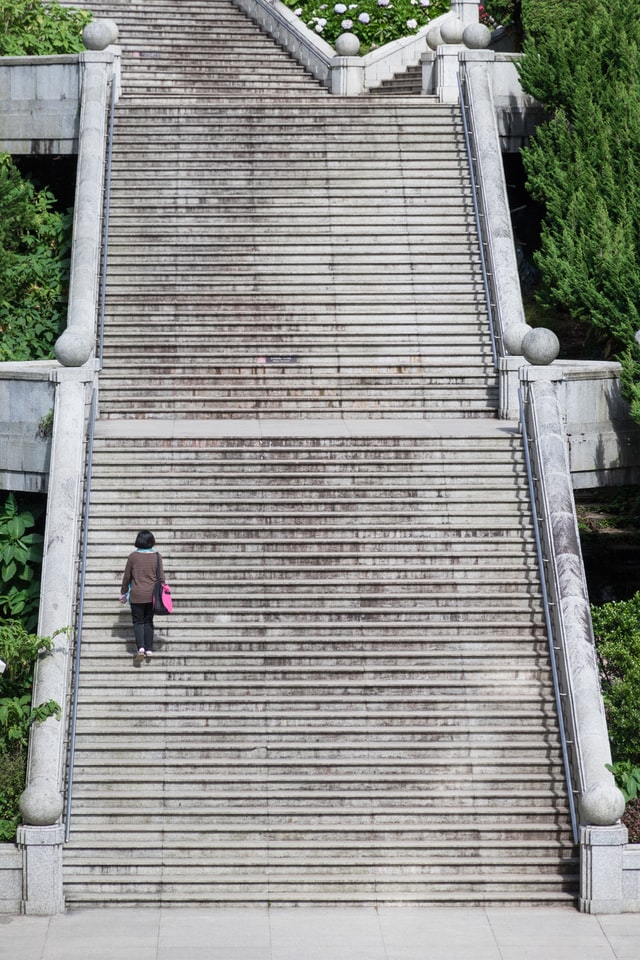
[0,56,81,154]
[0,845,22,914]
[0,362,56,494]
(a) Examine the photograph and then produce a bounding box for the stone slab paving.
[2,906,640,960]
[93,417,521,440]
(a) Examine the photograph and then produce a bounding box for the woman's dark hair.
[134,530,156,549]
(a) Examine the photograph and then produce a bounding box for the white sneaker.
[135,649,145,663]
[145,650,153,657]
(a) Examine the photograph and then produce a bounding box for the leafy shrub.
[0,154,72,363]
[591,592,640,765]
[0,0,91,56]
[0,493,44,632]
[0,621,61,841]
[479,1,518,28]
[0,751,27,841]
[606,760,640,804]
[282,0,450,52]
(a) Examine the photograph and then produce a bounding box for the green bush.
[0,154,73,363]
[0,0,91,56]
[0,751,27,841]
[480,1,519,29]
[606,760,640,804]
[520,0,572,41]
[0,492,44,633]
[0,621,61,841]
[281,0,449,52]
[517,0,640,419]
[591,592,640,765]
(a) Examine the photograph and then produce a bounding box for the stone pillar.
[452,0,480,27]
[17,825,66,916]
[420,51,436,95]
[435,44,462,103]
[580,825,628,914]
[498,355,527,419]
[330,57,365,95]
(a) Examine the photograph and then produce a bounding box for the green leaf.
[6,517,25,540]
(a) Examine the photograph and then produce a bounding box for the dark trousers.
[130,602,154,651]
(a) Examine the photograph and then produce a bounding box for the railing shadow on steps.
[458,57,629,911]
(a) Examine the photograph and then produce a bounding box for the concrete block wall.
[0,846,22,914]
[559,362,640,490]
[0,363,56,494]
[490,54,546,152]
[0,56,81,154]
[624,848,640,910]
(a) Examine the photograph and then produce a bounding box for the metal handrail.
[457,69,498,369]
[458,66,578,844]
[64,387,98,842]
[518,385,579,845]
[64,71,116,842]
[97,70,117,369]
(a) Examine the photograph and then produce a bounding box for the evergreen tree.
[518,0,640,418]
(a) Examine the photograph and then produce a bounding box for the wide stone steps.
[72,712,555,733]
[59,0,577,905]
[73,0,331,96]
[63,425,576,904]
[371,64,423,96]
[94,94,494,419]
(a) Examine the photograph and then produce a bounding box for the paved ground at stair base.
[2,906,640,959]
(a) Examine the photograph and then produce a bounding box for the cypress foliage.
[518,0,640,417]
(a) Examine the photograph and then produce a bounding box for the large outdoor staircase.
[62,0,578,904]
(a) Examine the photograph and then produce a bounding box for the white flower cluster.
[292,0,434,39]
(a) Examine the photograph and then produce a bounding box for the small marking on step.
[256,356,299,364]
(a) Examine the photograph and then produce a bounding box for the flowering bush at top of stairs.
[282,0,450,50]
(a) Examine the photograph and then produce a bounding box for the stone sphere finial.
[20,780,64,826]
[440,17,464,45]
[335,32,360,56]
[426,26,443,50]
[55,328,94,367]
[580,781,626,826]
[463,23,491,49]
[522,327,560,365]
[83,19,119,51]
[502,323,532,356]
